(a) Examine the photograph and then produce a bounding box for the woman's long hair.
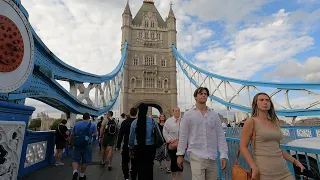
[136,103,148,145]
[251,92,281,130]
[159,114,166,123]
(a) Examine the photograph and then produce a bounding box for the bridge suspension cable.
[172,45,320,117]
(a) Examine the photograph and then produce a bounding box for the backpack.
[72,122,92,147]
[105,118,117,135]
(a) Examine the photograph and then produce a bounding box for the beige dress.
[253,119,293,180]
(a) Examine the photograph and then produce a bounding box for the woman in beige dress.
[240,92,305,180]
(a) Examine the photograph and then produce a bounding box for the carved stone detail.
[0,121,26,180]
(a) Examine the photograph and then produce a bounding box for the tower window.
[138,31,142,39]
[145,21,149,28]
[133,58,138,65]
[151,21,155,28]
[136,79,142,88]
[157,33,161,40]
[157,80,162,88]
[161,59,166,67]
[145,56,155,65]
[144,77,155,88]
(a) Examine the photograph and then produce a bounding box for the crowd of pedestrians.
[54,86,307,180]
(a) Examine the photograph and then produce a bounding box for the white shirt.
[176,107,228,160]
[163,116,180,142]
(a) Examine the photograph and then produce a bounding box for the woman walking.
[129,103,159,180]
[240,92,305,180]
[163,107,183,180]
[155,114,171,173]
[54,119,69,166]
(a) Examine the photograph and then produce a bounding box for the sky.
[21,0,320,120]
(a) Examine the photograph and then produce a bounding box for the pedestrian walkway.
[20,143,192,180]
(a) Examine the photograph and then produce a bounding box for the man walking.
[116,108,138,180]
[100,111,117,170]
[177,87,228,180]
[70,113,98,180]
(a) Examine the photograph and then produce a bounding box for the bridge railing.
[224,126,320,144]
[18,130,71,178]
[215,137,320,180]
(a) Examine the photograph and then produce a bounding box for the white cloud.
[194,9,314,79]
[266,57,320,82]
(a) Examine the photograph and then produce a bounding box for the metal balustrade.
[17,127,319,179]
[18,130,70,178]
[224,126,320,144]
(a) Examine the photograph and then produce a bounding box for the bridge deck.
[20,143,192,180]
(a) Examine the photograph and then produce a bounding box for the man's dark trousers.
[122,148,137,180]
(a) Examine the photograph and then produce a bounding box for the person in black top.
[54,119,69,166]
[97,117,104,149]
[116,107,138,180]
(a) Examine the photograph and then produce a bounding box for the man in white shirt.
[177,87,228,180]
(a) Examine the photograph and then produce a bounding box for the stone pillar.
[0,101,35,180]
[67,81,77,128]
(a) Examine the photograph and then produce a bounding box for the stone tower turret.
[122,1,132,45]
[167,1,177,47]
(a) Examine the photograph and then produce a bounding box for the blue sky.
[20,0,320,119]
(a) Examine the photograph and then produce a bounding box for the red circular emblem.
[0,15,24,72]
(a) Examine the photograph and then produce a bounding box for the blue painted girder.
[172,45,320,117]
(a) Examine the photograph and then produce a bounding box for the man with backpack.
[70,113,98,180]
[99,111,118,170]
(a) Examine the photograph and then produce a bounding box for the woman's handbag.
[232,119,256,180]
[152,120,165,148]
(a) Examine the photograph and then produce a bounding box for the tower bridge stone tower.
[120,0,177,117]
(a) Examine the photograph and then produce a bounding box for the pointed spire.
[168,1,175,18]
[123,0,132,16]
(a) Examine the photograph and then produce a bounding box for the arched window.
[163,79,169,89]
[131,77,136,88]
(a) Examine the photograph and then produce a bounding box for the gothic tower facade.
[120,0,177,117]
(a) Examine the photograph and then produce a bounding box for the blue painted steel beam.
[172,45,320,90]
[173,45,320,116]
[32,29,128,83]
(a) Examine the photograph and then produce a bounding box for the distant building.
[37,112,55,131]
[295,118,320,126]
[60,113,67,120]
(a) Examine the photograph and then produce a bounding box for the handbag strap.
[234,118,256,165]
[58,125,68,141]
